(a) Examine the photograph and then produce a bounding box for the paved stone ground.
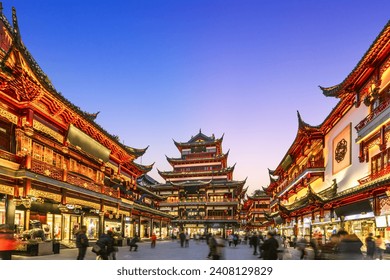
[9,240,390,260]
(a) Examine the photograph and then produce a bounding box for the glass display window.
[105,220,122,234]
[14,210,25,234]
[85,216,99,239]
[53,215,62,240]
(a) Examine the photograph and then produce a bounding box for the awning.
[66,124,111,162]
[17,202,62,215]
[334,199,373,218]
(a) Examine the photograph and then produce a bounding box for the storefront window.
[62,214,81,241]
[14,210,25,234]
[105,220,122,235]
[84,216,99,239]
[53,215,62,240]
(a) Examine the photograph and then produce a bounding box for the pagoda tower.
[159,130,234,182]
[153,130,247,238]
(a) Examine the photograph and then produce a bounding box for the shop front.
[334,199,375,244]
[83,214,99,240]
[375,196,390,244]
[123,216,133,238]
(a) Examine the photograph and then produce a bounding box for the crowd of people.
[86,228,388,260]
[1,225,378,260]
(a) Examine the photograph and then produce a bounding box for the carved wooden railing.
[0,150,22,163]
[102,185,119,197]
[358,164,390,185]
[355,99,390,132]
[67,172,101,193]
[277,158,325,192]
[178,215,236,221]
[31,159,63,181]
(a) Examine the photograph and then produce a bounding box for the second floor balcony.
[276,157,325,198]
[358,147,390,185]
[355,98,390,140]
[159,198,240,207]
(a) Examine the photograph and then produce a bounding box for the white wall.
[322,102,369,193]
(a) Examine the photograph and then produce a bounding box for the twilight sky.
[3,1,390,195]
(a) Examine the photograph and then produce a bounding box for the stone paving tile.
[9,240,390,260]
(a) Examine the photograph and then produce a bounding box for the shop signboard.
[375,215,387,228]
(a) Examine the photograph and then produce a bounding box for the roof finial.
[0,3,3,14]
[12,7,21,43]
[199,128,202,133]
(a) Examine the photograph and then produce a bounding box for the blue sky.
[3,0,390,194]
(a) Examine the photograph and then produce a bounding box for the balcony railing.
[0,150,22,164]
[277,158,325,194]
[183,152,215,160]
[31,159,63,181]
[355,99,390,132]
[358,162,390,185]
[67,172,101,193]
[159,198,239,206]
[177,215,237,221]
[30,159,120,198]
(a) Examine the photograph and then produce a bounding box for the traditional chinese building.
[264,20,390,244]
[243,189,271,232]
[153,130,247,238]
[0,6,171,252]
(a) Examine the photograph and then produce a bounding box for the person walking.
[209,232,225,260]
[337,230,363,260]
[94,230,115,260]
[185,232,190,247]
[233,234,239,247]
[179,231,186,248]
[129,235,139,251]
[375,235,386,260]
[250,232,259,255]
[228,234,233,247]
[260,231,279,260]
[365,233,375,259]
[76,225,89,260]
[206,233,213,259]
[151,233,157,248]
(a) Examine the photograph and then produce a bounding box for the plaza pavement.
[9,239,389,260]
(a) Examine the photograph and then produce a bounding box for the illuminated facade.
[0,7,171,252]
[242,189,271,232]
[153,131,247,237]
[264,20,390,243]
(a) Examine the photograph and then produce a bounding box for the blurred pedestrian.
[179,231,186,248]
[375,235,385,260]
[296,237,307,260]
[228,234,233,247]
[185,232,190,247]
[233,234,239,247]
[365,233,375,259]
[250,232,259,255]
[129,235,139,251]
[210,232,225,260]
[94,230,115,260]
[151,233,157,248]
[260,231,278,260]
[320,233,339,260]
[337,230,363,260]
[206,233,213,258]
[76,225,89,260]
